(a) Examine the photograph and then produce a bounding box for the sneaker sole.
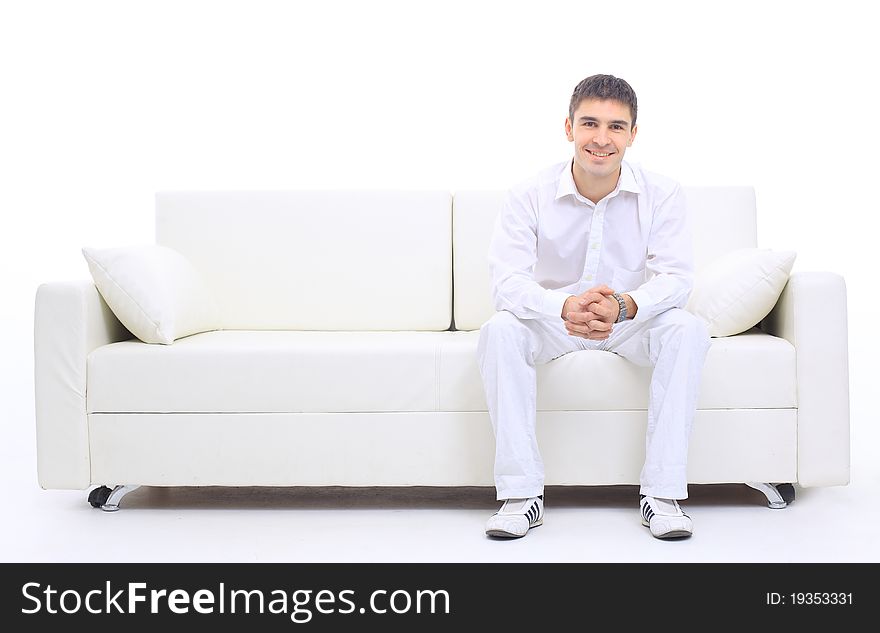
[641,518,692,539]
[486,519,543,539]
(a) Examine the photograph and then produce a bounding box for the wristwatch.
[612,292,627,323]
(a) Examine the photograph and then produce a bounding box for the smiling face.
[565,98,638,192]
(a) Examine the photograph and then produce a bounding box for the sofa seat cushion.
[87,331,448,413]
[88,328,796,414]
[439,328,796,411]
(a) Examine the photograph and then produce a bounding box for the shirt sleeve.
[625,183,694,322]
[488,190,572,320]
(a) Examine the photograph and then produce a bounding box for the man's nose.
[594,128,610,146]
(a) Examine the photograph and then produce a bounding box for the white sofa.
[34,188,850,510]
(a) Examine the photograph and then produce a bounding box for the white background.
[1,1,877,560]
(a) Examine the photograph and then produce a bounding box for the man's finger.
[565,323,594,336]
[569,318,607,333]
[587,319,611,331]
[579,286,616,306]
[587,301,612,317]
[586,284,615,295]
[586,326,612,339]
[578,292,605,307]
[565,311,600,324]
[565,319,611,336]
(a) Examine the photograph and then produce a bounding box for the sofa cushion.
[686,248,796,337]
[82,245,221,344]
[156,190,452,331]
[87,331,445,413]
[439,328,796,411]
[88,329,795,414]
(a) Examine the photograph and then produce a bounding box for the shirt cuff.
[625,288,651,322]
[542,290,574,319]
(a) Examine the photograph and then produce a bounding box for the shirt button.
[585,274,593,281]
[592,243,599,250]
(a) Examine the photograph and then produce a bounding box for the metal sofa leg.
[746,482,796,508]
[88,485,141,512]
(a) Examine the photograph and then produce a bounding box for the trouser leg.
[605,308,710,500]
[476,310,587,500]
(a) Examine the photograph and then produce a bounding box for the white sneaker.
[640,495,693,539]
[485,496,544,538]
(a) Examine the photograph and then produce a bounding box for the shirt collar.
[555,159,642,201]
[618,160,642,194]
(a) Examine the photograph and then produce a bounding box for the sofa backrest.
[453,186,757,331]
[157,191,452,331]
[156,186,756,332]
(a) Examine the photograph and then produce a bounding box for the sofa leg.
[88,484,141,512]
[746,482,795,508]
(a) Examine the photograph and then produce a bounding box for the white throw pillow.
[686,248,796,337]
[82,245,221,344]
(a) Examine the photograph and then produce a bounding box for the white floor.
[6,467,879,564]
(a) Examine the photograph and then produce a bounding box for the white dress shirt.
[488,159,694,323]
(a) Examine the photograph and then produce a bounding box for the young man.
[477,74,710,540]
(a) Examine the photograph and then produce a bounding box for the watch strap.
[612,292,627,323]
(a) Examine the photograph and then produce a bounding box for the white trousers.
[477,307,710,501]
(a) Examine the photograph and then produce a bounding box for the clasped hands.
[561,284,619,340]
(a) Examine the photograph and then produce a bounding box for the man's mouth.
[586,149,614,158]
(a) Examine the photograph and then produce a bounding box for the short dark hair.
[568,74,638,129]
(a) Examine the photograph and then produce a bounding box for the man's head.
[565,74,638,185]
[567,74,637,129]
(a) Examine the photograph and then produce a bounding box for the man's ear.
[565,117,573,141]
[628,124,638,146]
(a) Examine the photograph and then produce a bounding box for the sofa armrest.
[34,281,132,489]
[760,271,850,487]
